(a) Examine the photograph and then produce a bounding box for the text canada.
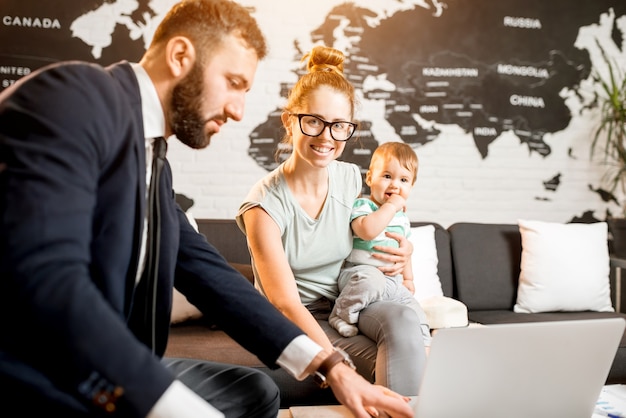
[3,16,61,29]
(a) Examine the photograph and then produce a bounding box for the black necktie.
[144,137,167,352]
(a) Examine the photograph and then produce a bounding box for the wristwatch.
[313,348,356,388]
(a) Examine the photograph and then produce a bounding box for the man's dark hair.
[150,0,267,60]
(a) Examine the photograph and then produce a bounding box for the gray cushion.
[449,223,521,310]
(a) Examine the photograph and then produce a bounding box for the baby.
[329,142,431,349]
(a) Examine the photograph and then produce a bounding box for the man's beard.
[169,62,213,149]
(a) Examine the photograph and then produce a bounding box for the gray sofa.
[447,222,626,384]
[165,219,626,407]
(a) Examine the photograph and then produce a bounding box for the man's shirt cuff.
[148,380,224,418]
[276,335,323,380]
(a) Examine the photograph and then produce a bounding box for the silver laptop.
[413,318,625,418]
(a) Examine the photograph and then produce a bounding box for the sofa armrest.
[610,256,626,269]
[611,257,626,313]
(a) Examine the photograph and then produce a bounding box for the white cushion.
[171,213,203,324]
[409,225,468,328]
[514,219,614,313]
[171,288,203,324]
[409,225,444,302]
[421,295,469,329]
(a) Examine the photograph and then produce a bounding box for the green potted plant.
[589,41,626,255]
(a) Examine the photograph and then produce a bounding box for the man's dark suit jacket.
[0,61,304,416]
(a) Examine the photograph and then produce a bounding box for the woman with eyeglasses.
[236,45,426,399]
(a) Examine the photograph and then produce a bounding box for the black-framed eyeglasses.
[289,113,357,142]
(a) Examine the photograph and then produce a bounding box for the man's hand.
[327,363,413,418]
[372,231,413,277]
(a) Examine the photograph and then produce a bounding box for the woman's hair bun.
[303,45,345,75]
